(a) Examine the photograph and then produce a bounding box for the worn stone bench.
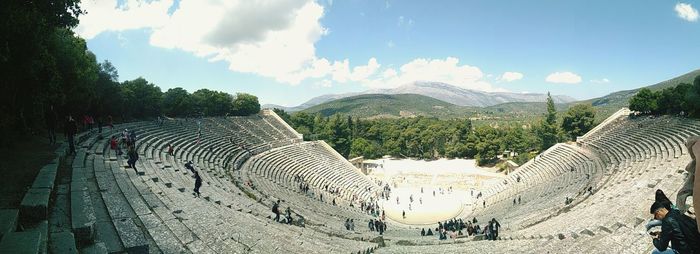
[20,188,51,224]
[49,231,77,254]
[0,209,18,241]
[0,231,41,254]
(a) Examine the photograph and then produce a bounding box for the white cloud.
[75,1,496,92]
[675,3,699,22]
[545,72,582,84]
[362,57,504,92]
[79,0,373,85]
[75,0,174,39]
[590,78,610,84]
[499,72,524,82]
[149,0,332,85]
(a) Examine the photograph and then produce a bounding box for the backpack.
[677,212,700,253]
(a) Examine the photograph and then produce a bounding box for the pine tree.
[538,92,559,150]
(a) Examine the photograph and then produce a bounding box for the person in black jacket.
[192,171,202,198]
[65,115,77,155]
[490,218,501,240]
[649,201,700,254]
[272,201,280,222]
[127,145,139,172]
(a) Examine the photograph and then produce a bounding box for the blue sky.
[77,0,700,106]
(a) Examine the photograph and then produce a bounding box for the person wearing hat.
[649,201,700,254]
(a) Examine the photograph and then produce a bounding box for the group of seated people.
[271,200,304,226]
[368,218,387,235]
[419,217,502,241]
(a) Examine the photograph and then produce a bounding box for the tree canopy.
[278,110,542,166]
[534,92,561,151]
[0,0,260,147]
[561,104,596,139]
[628,77,700,117]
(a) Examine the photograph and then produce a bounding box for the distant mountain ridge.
[266,69,700,120]
[301,93,474,119]
[264,81,576,111]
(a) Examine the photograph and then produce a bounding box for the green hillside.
[299,69,700,122]
[301,94,478,119]
[579,69,700,119]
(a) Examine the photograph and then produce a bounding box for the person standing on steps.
[193,171,202,198]
[490,218,501,240]
[185,161,196,174]
[272,200,280,222]
[65,115,77,155]
[127,145,139,172]
[285,207,293,225]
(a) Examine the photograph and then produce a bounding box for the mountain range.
[264,81,576,111]
[265,69,700,120]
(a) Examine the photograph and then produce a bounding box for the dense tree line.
[0,0,259,147]
[628,76,700,117]
[275,94,596,166]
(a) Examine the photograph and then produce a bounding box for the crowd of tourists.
[419,217,502,240]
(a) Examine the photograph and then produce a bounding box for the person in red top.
[110,136,117,150]
[110,136,122,155]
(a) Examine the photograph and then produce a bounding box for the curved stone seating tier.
[51,114,379,253]
[29,113,698,253]
[468,144,604,229]
[464,115,700,253]
[238,141,382,231]
[244,142,379,203]
[375,223,651,254]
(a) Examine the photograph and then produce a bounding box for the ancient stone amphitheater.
[1,108,698,253]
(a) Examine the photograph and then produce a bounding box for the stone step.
[26,220,48,254]
[0,231,41,254]
[20,188,51,224]
[85,160,126,253]
[32,163,58,190]
[0,209,19,240]
[113,218,149,253]
[49,231,77,254]
[80,241,108,254]
[71,189,96,244]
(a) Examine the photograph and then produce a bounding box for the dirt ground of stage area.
[368,158,505,225]
[382,187,471,225]
[367,158,504,190]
